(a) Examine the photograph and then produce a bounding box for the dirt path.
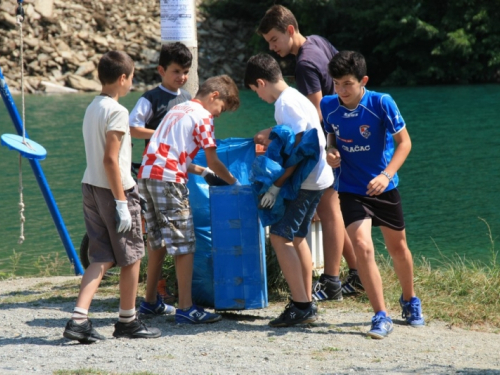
[1,276,499,375]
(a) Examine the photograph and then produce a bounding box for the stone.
[41,80,78,93]
[66,74,101,91]
[74,61,95,76]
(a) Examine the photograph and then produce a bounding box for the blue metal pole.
[0,67,84,275]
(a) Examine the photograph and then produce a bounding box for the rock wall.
[0,0,255,93]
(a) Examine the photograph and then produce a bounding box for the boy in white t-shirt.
[138,75,240,324]
[63,51,160,343]
[244,53,334,327]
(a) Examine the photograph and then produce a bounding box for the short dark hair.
[328,51,367,81]
[97,51,134,85]
[257,5,299,35]
[158,42,193,69]
[244,53,282,88]
[196,75,240,112]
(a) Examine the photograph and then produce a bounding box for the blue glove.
[259,184,280,209]
[115,199,132,233]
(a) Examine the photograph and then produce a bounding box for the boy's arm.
[254,127,272,147]
[366,127,412,196]
[103,130,127,201]
[204,147,238,185]
[326,133,341,169]
[306,91,324,123]
[259,132,302,209]
[129,97,154,139]
[103,130,132,232]
[130,127,155,139]
[188,163,230,186]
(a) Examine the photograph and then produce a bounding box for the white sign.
[160,0,197,47]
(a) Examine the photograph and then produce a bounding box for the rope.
[16,2,25,244]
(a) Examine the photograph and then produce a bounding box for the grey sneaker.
[63,319,106,344]
[342,272,364,295]
[312,276,343,301]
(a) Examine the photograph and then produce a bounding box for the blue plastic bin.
[210,185,268,310]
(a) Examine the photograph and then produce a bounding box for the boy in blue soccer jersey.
[320,51,425,339]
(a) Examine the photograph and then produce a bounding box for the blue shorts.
[270,189,325,241]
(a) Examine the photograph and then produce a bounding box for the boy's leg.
[381,227,424,327]
[75,261,113,309]
[174,253,194,309]
[119,259,142,310]
[380,227,415,300]
[293,236,313,301]
[144,243,167,303]
[346,219,386,313]
[271,234,309,303]
[316,188,343,276]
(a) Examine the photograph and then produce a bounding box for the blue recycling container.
[210,185,268,310]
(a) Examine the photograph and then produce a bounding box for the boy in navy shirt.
[321,50,425,339]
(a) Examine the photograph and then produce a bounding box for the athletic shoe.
[312,276,343,301]
[138,293,175,318]
[399,295,425,327]
[269,302,317,327]
[113,317,161,339]
[63,319,106,344]
[342,272,364,296]
[367,313,394,339]
[175,305,222,324]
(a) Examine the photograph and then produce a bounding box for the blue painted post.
[0,67,84,275]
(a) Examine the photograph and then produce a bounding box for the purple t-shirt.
[295,35,338,97]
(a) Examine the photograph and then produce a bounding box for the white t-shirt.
[82,96,135,190]
[138,100,217,183]
[274,87,334,190]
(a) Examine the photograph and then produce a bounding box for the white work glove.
[259,184,281,209]
[233,179,241,186]
[115,199,132,233]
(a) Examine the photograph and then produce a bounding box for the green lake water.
[1,86,499,276]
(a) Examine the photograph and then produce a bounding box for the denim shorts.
[270,188,325,241]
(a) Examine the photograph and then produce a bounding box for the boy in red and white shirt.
[138,75,240,324]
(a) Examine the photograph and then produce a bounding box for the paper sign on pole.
[160,0,197,47]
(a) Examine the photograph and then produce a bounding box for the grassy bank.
[1,252,499,331]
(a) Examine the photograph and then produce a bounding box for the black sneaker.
[312,275,343,301]
[63,319,106,344]
[113,318,161,339]
[269,302,317,327]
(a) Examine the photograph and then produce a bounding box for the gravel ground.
[1,276,499,375]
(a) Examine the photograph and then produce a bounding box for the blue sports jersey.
[320,89,406,195]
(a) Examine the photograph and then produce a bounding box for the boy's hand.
[366,174,390,196]
[259,184,281,209]
[115,200,132,232]
[326,147,341,168]
[201,167,230,186]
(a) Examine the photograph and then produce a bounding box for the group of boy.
[63,4,424,344]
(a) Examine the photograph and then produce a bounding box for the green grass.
[2,220,499,330]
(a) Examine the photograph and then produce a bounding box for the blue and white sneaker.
[175,305,222,324]
[400,295,425,327]
[138,293,175,317]
[367,312,394,339]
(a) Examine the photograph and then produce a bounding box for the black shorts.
[339,189,405,231]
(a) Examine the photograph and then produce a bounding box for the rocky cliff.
[0,0,255,93]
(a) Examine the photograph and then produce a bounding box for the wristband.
[380,170,392,181]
